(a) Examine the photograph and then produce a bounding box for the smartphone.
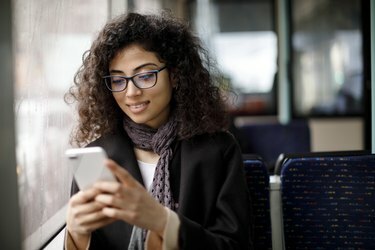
[65,146,116,190]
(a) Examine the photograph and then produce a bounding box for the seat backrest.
[243,154,272,250]
[277,151,375,249]
[239,120,310,173]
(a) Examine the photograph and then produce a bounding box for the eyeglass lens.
[106,71,157,91]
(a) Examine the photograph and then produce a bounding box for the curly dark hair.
[65,11,229,146]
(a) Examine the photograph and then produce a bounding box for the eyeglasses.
[103,66,167,92]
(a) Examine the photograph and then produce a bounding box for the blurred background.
[1,0,369,248]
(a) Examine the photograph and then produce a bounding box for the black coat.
[71,129,252,250]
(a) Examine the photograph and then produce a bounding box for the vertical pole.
[0,0,22,248]
[277,0,291,124]
[195,0,212,48]
[270,177,285,250]
[371,0,375,153]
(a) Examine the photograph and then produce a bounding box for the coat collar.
[94,129,145,186]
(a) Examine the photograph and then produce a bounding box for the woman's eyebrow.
[133,63,158,71]
[109,63,159,75]
[109,69,124,74]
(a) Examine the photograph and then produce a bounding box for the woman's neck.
[134,147,160,164]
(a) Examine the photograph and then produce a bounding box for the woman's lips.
[127,101,149,114]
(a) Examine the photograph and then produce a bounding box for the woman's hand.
[94,159,168,237]
[66,187,115,248]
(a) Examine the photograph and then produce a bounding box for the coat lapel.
[101,129,144,186]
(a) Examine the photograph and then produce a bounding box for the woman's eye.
[138,73,154,81]
[112,77,126,84]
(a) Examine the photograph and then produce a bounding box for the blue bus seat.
[243,154,272,250]
[239,120,311,173]
[275,151,375,249]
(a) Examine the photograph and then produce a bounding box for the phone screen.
[65,147,116,190]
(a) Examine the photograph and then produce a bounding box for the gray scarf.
[123,114,178,249]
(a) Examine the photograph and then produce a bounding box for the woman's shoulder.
[187,130,236,143]
[86,129,130,148]
[182,130,239,153]
[179,131,243,173]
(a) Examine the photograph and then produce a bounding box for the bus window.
[291,0,363,117]
[191,0,277,115]
[13,0,108,246]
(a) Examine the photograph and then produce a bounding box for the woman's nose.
[125,80,142,97]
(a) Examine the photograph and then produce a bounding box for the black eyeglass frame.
[102,65,167,92]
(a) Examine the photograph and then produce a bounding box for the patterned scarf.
[123,114,178,249]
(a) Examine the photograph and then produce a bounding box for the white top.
[137,160,157,191]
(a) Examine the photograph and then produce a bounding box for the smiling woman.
[108,45,174,128]
[65,12,251,249]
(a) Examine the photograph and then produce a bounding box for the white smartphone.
[65,146,116,190]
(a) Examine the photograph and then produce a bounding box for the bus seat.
[276,151,375,249]
[243,154,272,250]
[239,120,311,173]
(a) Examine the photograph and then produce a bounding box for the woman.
[65,12,251,250]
